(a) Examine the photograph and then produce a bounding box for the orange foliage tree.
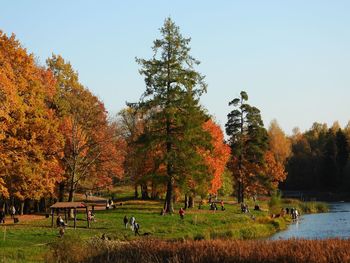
[0,32,63,212]
[263,151,287,190]
[201,120,231,195]
[265,120,289,193]
[268,120,291,164]
[47,55,125,201]
[118,107,166,199]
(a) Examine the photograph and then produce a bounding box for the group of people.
[209,200,225,211]
[123,215,140,235]
[56,215,67,227]
[56,215,67,237]
[275,207,300,220]
[106,199,116,210]
[0,205,17,224]
[198,197,226,212]
[241,203,249,213]
[287,207,299,220]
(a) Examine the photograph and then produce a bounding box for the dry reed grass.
[49,238,350,263]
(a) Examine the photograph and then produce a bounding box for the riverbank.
[0,199,328,262]
[271,202,350,240]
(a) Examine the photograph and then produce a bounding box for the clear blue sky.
[2,0,350,134]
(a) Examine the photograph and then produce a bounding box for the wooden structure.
[50,202,90,229]
[84,200,108,213]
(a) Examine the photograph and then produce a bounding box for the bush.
[270,218,286,231]
[210,230,235,240]
[269,191,282,209]
[298,202,329,214]
[46,234,88,263]
[194,231,210,240]
[315,202,329,213]
[239,228,256,240]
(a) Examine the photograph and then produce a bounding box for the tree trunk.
[20,201,24,215]
[151,181,159,200]
[39,198,46,213]
[24,199,31,214]
[164,177,174,213]
[188,195,194,208]
[134,184,139,199]
[241,181,245,203]
[184,194,189,209]
[68,187,75,202]
[58,182,65,202]
[141,184,149,200]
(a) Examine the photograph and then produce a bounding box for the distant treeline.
[282,122,350,193]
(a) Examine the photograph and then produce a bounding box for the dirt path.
[0,214,45,225]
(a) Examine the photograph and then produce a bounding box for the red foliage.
[201,120,231,194]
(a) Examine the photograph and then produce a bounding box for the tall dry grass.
[48,238,350,263]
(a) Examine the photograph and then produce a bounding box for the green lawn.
[0,197,327,262]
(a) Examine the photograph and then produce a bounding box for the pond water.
[270,202,350,240]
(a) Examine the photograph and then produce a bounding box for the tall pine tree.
[225,91,268,203]
[134,18,209,213]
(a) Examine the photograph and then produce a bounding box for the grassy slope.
[0,187,328,262]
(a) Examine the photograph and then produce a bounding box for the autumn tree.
[263,151,287,191]
[264,120,290,192]
[202,119,231,195]
[134,18,209,212]
[117,108,144,198]
[0,32,63,213]
[47,55,125,202]
[268,120,291,164]
[225,91,268,203]
[118,107,166,199]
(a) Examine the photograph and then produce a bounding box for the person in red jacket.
[179,208,185,219]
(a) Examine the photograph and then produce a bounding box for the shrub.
[239,227,256,240]
[316,202,329,213]
[269,191,282,209]
[298,202,329,214]
[46,234,88,263]
[210,230,235,240]
[194,231,210,240]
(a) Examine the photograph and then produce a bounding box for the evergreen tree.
[335,129,349,186]
[322,130,338,190]
[134,18,209,213]
[225,91,268,203]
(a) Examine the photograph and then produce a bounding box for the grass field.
[0,190,328,262]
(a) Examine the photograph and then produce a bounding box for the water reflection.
[270,203,350,240]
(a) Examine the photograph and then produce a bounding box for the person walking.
[134,222,140,236]
[220,200,225,211]
[295,209,299,220]
[123,215,128,229]
[10,205,16,219]
[0,208,5,224]
[179,208,185,220]
[129,215,135,231]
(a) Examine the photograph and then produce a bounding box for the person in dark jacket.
[0,208,5,224]
[123,215,128,229]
